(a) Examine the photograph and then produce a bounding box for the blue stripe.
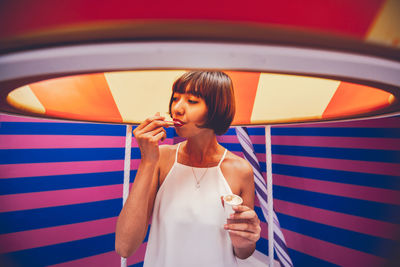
[0,122,176,137]
[0,171,134,195]
[0,199,121,234]
[255,237,268,256]
[130,262,144,267]
[288,248,340,267]
[226,127,265,136]
[271,127,400,138]
[274,186,400,224]
[254,206,266,222]
[0,122,127,136]
[3,233,115,266]
[278,213,396,257]
[272,145,400,163]
[220,143,265,154]
[273,163,400,190]
[260,162,266,172]
[0,147,142,164]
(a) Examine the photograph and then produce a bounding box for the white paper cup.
[223,194,243,220]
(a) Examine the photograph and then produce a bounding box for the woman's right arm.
[115,114,168,258]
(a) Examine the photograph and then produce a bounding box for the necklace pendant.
[195,183,200,189]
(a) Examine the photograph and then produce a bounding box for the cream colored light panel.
[105,70,186,123]
[7,85,46,114]
[366,0,400,47]
[251,74,339,123]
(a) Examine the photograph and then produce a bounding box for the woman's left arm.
[224,160,261,259]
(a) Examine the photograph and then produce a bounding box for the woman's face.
[170,92,210,137]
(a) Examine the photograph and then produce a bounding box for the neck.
[184,132,221,165]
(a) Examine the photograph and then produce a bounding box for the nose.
[172,98,185,116]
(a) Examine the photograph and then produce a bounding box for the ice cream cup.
[223,194,243,220]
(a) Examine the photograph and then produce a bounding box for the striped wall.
[0,114,399,266]
[269,117,400,266]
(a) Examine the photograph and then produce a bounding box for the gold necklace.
[187,156,210,189]
[190,165,209,189]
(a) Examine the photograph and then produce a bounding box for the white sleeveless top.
[143,143,239,267]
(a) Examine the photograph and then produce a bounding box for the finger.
[224,222,257,233]
[140,119,169,133]
[143,126,166,139]
[153,129,167,143]
[232,205,251,213]
[227,229,259,242]
[135,115,165,132]
[157,128,167,142]
[229,210,259,221]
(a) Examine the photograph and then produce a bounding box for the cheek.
[194,107,208,123]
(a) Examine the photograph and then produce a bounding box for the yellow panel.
[105,70,186,123]
[251,74,339,124]
[6,85,46,114]
[366,0,400,47]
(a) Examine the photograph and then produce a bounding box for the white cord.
[123,125,132,205]
[121,125,132,267]
[265,126,274,267]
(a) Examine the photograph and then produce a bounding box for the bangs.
[172,73,207,99]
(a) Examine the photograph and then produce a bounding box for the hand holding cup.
[222,194,261,249]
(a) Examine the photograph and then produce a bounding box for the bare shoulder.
[224,151,253,177]
[220,150,254,194]
[158,144,178,183]
[159,144,176,157]
[159,144,177,167]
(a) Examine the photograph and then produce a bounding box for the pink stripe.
[0,135,125,149]
[272,136,400,150]
[0,135,174,149]
[283,229,386,267]
[273,154,400,176]
[0,159,142,179]
[260,221,268,240]
[173,136,186,143]
[48,251,121,267]
[274,174,400,205]
[0,185,122,212]
[50,242,147,267]
[275,199,399,240]
[273,116,400,128]
[217,135,265,144]
[0,114,66,123]
[0,217,117,253]
[231,151,266,165]
[127,242,147,265]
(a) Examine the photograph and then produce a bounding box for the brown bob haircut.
[169,71,236,135]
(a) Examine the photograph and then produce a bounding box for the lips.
[173,118,185,127]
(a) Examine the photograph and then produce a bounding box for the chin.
[174,127,186,137]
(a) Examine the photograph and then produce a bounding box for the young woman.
[115,71,261,266]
